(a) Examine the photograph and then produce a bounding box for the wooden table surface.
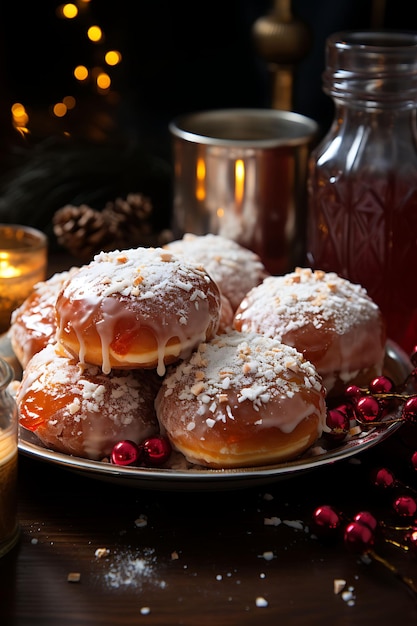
[1,253,417,625]
[0,424,415,626]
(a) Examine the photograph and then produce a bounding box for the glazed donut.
[55,247,221,375]
[164,233,269,311]
[155,330,327,468]
[16,343,161,460]
[233,267,387,396]
[9,268,79,368]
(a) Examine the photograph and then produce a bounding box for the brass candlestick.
[252,0,312,110]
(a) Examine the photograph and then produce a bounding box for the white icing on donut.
[165,233,269,310]
[9,268,79,367]
[155,331,327,467]
[17,343,160,460]
[55,248,221,375]
[233,267,386,392]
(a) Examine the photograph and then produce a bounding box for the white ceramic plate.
[14,340,411,491]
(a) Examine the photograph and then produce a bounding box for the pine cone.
[102,193,155,247]
[53,204,119,261]
[53,193,165,262]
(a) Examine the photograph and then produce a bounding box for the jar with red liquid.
[306,31,417,355]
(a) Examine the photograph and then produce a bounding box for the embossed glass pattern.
[307,31,417,353]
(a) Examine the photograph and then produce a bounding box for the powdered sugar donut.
[9,268,79,368]
[17,343,161,460]
[164,233,269,311]
[233,267,386,396]
[55,247,221,375]
[155,330,327,468]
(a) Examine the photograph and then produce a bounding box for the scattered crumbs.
[67,572,81,583]
[260,573,266,579]
[95,547,110,558]
[256,596,268,608]
[283,519,305,531]
[171,551,179,560]
[259,551,275,561]
[341,586,356,606]
[263,493,274,501]
[216,574,223,581]
[140,607,151,615]
[360,553,372,565]
[30,538,38,545]
[333,578,346,594]
[264,516,281,526]
[134,515,148,528]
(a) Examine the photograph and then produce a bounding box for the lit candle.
[0,254,22,278]
[234,159,245,209]
[195,157,206,202]
[0,225,47,333]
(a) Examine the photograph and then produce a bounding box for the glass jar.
[306,31,417,355]
[0,357,19,557]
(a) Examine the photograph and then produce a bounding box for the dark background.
[0,0,417,242]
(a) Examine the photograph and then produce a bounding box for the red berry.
[411,450,417,471]
[325,408,350,441]
[142,436,172,467]
[356,396,381,422]
[345,385,363,402]
[353,511,378,532]
[312,505,341,536]
[111,440,142,466]
[369,375,395,394]
[372,467,396,488]
[344,521,375,553]
[401,396,417,424]
[393,495,417,518]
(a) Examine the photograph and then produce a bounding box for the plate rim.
[18,421,402,489]
[16,339,411,490]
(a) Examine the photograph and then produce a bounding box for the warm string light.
[11,0,123,135]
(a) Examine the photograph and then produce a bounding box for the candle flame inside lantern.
[0,253,21,279]
[235,159,245,206]
[196,158,206,201]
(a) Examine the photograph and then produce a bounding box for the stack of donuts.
[11,234,386,469]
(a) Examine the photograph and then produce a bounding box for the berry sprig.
[110,436,172,468]
[315,346,417,599]
[312,503,417,597]
[326,346,417,438]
